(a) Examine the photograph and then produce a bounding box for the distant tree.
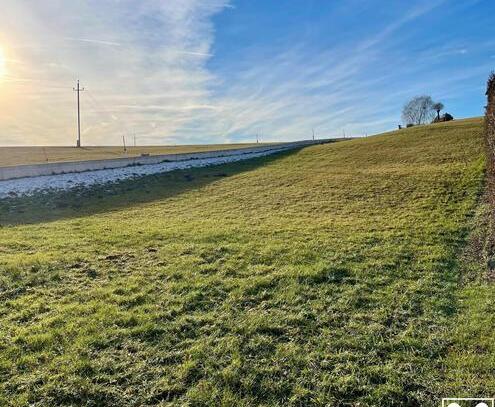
[402,96,436,126]
[432,102,444,121]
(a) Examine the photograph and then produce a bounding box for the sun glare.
[0,47,6,79]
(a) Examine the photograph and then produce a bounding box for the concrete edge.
[0,139,333,181]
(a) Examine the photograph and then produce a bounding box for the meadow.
[0,143,268,167]
[0,118,493,406]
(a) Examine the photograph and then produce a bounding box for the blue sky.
[0,0,494,145]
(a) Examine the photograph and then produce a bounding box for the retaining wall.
[0,140,330,181]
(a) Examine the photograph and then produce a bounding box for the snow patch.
[0,145,297,199]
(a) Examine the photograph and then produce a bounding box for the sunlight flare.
[0,47,6,79]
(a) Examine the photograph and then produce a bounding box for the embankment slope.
[0,118,489,406]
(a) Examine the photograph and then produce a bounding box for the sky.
[0,0,494,146]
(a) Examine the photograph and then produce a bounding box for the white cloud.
[64,38,122,47]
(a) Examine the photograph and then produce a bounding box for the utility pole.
[123,135,127,153]
[312,128,315,141]
[73,80,85,147]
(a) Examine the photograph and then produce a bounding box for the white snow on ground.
[0,144,298,199]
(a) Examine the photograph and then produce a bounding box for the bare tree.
[402,96,436,125]
[433,102,444,121]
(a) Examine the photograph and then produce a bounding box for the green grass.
[0,118,492,406]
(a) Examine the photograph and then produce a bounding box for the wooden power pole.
[73,80,85,147]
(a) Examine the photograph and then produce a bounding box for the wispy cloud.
[175,50,214,57]
[186,0,485,141]
[64,37,122,47]
[358,0,448,51]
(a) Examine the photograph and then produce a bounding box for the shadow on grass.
[0,149,299,226]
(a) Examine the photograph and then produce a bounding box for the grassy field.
[0,118,493,406]
[0,143,270,167]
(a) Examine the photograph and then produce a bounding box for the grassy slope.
[0,144,270,167]
[0,118,491,406]
[442,179,495,396]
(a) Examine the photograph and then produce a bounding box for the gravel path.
[0,144,299,199]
